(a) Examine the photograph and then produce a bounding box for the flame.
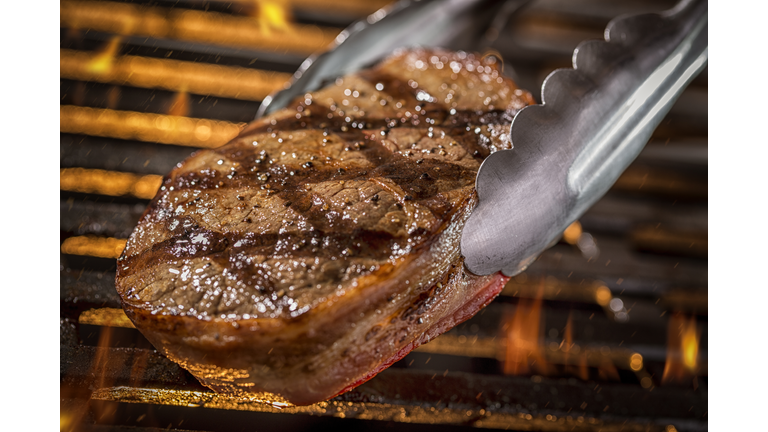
[93,327,116,388]
[560,312,574,362]
[682,321,699,371]
[63,327,118,431]
[662,313,701,384]
[259,1,291,33]
[63,311,154,430]
[502,280,551,375]
[130,349,151,388]
[248,0,292,35]
[167,89,190,117]
[106,86,121,110]
[91,327,122,426]
[86,36,123,74]
[60,413,71,431]
[560,312,590,380]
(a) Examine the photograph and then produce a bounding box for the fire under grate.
[60,1,708,431]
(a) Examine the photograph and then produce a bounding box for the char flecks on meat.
[116,48,535,406]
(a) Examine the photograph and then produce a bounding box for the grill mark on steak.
[167,125,477,235]
[117,48,534,406]
[119,229,403,270]
[241,87,518,165]
[119,48,532,319]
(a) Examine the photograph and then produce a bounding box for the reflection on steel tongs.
[461,0,708,276]
[256,0,708,278]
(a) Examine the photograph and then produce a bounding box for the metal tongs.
[257,0,709,277]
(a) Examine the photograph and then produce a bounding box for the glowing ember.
[60,413,71,431]
[86,36,123,74]
[662,312,701,384]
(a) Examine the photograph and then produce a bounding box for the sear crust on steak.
[116,48,535,406]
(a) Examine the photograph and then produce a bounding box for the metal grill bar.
[60,0,707,430]
[60,322,707,432]
[60,0,339,55]
[60,106,244,148]
[60,49,291,101]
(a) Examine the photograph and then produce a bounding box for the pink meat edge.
[330,272,509,400]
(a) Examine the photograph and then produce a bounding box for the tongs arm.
[461,0,708,276]
[256,0,531,118]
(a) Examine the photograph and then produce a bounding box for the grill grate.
[60,1,708,431]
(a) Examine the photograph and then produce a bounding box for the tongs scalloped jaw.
[461,0,708,277]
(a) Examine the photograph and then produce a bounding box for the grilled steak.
[116,48,534,406]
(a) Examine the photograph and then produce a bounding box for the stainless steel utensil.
[256,0,708,277]
[461,0,708,276]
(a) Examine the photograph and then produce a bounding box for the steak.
[116,48,535,406]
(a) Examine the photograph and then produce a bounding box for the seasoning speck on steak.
[116,48,535,406]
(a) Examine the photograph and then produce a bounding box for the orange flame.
[62,326,118,432]
[662,312,701,384]
[167,89,190,117]
[91,326,120,425]
[93,327,116,389]
[560,312,592,381]
[502,281,552,375]
[106,86,121,110]
[253,0,292,35]
[559,311,589,380]
[560,312,574,356]
[86,36,123,74]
